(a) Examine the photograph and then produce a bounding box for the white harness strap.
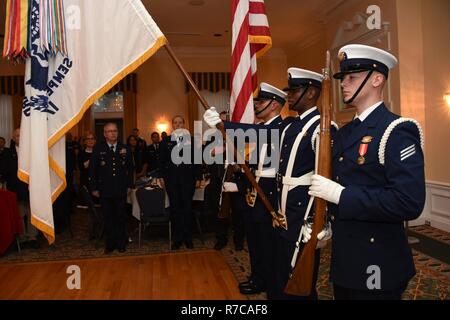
[290,134,320,270]
[279,115,320,220]
[280,122,293,149]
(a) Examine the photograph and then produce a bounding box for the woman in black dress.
[126,135,147,182]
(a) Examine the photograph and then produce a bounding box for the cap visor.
[333,69,371,79]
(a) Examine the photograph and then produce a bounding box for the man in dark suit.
[159,116,202,250]
[307,44,426,300]
[146,131,161,173]
[89,122,134,254]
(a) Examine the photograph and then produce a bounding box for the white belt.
[281,171,313,186]
[255,168,277,178]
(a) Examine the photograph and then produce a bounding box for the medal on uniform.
[362,136,373,143]
[358,142,369,165]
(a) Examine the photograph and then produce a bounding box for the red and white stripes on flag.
[230,0,271,123]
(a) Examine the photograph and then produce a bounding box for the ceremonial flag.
[12,0,166,243]
[230,0,271,123]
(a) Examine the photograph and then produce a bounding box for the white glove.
[203,107,222,128]
[302,223,332,249]
[222,182,239,192]
[308,174,345,205]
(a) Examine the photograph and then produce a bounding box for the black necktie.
[110,145,115,153]
[347,118,361,137]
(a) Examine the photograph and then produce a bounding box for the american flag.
[230,0,271,123]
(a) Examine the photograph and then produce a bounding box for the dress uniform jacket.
[224,116,295,220]
[89,142,134,197]
[146,143,160,173]
[159,134,202,243]
[330,103,425,291]
[277,107,338,241]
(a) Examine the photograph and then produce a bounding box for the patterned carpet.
[1,210,449,300]
[411,225,450,246]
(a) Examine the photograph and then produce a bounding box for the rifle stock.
[284,51,332,296]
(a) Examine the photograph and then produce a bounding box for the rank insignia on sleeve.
[400,144,416,161]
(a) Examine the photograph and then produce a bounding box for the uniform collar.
[354,101,383,122]
[264,115,281,125]
[299,106,317,120]
[343,103,387,149]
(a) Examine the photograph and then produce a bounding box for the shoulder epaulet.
[312,121,339,152]
[378,118,425,165]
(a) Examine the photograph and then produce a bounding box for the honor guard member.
[214,113,246,253]
[159,116,202,250]
[273,68,337,300]
[204,82,292,297]
[240,83,286,297]
[306,44,426,300]
[89,122,134,254]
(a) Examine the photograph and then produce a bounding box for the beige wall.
[135,47,287,136]
[288,0,401,125]
[421,0,450,182]
[396,0,426,129]
[285,0,450,184]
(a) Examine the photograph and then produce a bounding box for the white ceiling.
[0,0,354,52]
[142,0,350,51]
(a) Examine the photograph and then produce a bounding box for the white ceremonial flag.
[18,0,166,243]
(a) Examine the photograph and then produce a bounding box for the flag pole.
[163,44,287,229]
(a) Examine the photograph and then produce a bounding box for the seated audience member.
[6,128,40,248]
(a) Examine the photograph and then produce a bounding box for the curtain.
[197,90,230,134]
[0,95,14,146]
[0,76,24,130]
[186,72,230,132]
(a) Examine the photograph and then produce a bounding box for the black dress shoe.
[238,281,251,290]
[239,282,265,295]
[214,240,227,250]
[171,241,182,250]
[104,248,114,254]
[118,247,126,253]
[185,240,194,249]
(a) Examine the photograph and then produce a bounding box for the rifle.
[284,51,332,296]
[164,44,287,229]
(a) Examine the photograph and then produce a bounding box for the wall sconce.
[444,93,450,107]
[156,121,168,133]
